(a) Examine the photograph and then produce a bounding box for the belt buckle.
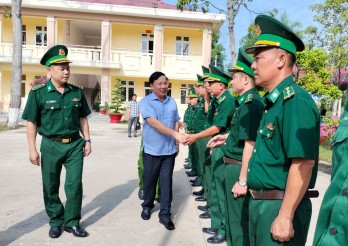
[249,189,256,199]
[62,138,71,143]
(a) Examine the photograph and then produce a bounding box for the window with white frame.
[141,34,154,53]
[22,25,26,45]
[121,81,135,101]
[180,84,187,104]
[36,26,47,46]
[176,36,189,56]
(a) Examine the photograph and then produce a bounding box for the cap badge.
[266,123,275,131]
[59,49,65,56]
[255,25,262,37]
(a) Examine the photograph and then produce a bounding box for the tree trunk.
[227,0,236,65]
[7,0,22,127]
[338,97,342,116]
[332,98,338,117]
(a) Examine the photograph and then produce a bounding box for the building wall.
[164,27,202,55]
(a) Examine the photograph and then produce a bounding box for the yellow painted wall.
[57,19,65,44]
[112,23,154,51]
[164,27,202,55]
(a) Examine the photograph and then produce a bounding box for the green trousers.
[210,147,226,236]
[40,137,85,227]
[249,198,312,246]
[138,138,160,197]
[197,137,211,204]
[224,164,250,246]
[188,144,198,175]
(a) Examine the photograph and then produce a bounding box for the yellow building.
[0,0,225,115]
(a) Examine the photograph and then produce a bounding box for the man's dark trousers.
[142,151,176,220]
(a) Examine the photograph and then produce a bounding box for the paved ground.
[0,112,331,245]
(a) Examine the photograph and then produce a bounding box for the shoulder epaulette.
[218,96,226,104]
[69,83,83,89]
[31,84,46,91]
[283,86,295,100]
[245,94,253,103]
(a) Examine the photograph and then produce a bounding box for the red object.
[109,113,123,123]
[146,29,152,33]
[320,136,328,144]
[100,109,107,115]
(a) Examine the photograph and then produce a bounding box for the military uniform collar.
[216,90,229,105]
[265,76,294,104]
[46,80,74,93]
[236,88,257,106]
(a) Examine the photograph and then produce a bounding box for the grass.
[319,145,332,164]
[0,123,24,132]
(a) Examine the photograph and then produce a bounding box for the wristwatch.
[238,179,247,187]
[85,139,92,143]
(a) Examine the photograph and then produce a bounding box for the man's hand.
[84,142,92,157]
[183,134,198,145]
[29,149,40,166]
[207,134,227,148]
[231,182,247,198]
[174,132,186,144]
[270,215,294,243]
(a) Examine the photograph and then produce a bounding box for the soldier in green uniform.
[184,65,236,244]
[245,15,320,245]
[208,48,263,246]
[22,45,92,238]
[313,102,348,245]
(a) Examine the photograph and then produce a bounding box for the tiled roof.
[70,0,177,10]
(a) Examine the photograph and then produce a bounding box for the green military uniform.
[22,45,91,228]
[313,102,348,245]
[183,103,194,169]
[221,48,263,246]
[208,65,236,239]
[245,15,320,246]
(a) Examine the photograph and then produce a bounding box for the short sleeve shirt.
[22,80,91,137]
[221,88,263,160]
[247,76,320,190]
[140,93,180,156]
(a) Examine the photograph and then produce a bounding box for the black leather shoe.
[207,234,226,244]
[159,219,175,230]
[202,227,218,235]
[190,179,197,183]
[184,158,190,162]
[191,182,202,187]
[49,226,62,238]
[138,189,144,200]
[183,164,191,169]
[64,225,88,237]
[197,205,208,211]
[193,189,204,196]
[199,210,211,219]
[195,196,207,202]
[141,209,151,220]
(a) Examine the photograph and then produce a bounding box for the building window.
[141,34,154,53]
[176,36,189,56]
[22,25,26,45]
[36,26,47,46]
[121,81,135,101]
[180,84,188,104]
[21,75,26,97]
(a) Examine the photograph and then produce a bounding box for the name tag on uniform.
[45,100,57,104]
[72,98,80,102]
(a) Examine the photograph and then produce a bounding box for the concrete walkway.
[0,112,330,245]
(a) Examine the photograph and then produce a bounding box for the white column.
[154,24,163,71]
[202,28,212,67]
[0,14,3,43]
[101,68,110,106]
[101,21,111,61]
[46,17,56,48]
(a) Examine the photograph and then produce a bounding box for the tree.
[211,32,226,70]
[307,0,348,116]
[176,0,253,65]
[108,79,126,114]
[7,0,22,127]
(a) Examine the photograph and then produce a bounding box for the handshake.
[175,133,198,146]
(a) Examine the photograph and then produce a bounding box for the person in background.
[22,45,92,239]
[128,94,139,137]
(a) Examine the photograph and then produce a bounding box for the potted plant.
[108,79,126,123]
[99,102,108,115]
[94,99,101,112]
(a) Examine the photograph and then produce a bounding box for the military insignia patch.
[59,49,65,56]
[255,25,262,37]
[72,98,80,101]
[69,83,83,89]
[283,86,295,100]
[31,84,46,91]
[245,94,253,103]
[266,123,275,131]
[214,112,219,116]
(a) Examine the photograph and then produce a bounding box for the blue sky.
[164,0,324,64]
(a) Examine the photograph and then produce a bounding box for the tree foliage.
[211,32,226,70]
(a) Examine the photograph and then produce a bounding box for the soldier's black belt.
[43,132,81,143]
[249,189,319,200]
[223,157,241,165]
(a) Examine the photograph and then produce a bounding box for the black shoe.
[193,189,204,196]
[159,219,175,230]
[191,182,202,187]
[199,210,211,219]
[197,205,208,211]
[195,196,207,202]
[128,135,131,138]
[138,189,144,200]
[134,135,137,137]
[202,227,218,235]
[49,226,62,238]
[155,196,161,203]
[184,158,190,162]
[187,172,198,177]
[64,225,88,237]
[183,164,191,169]
[189,179,197,183]
[141,209,151,220]
[207,234,226,244]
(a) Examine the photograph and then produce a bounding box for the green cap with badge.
[40,45,72,67]
[188,85,198,98]
[246,15,305,55]
[208,64,232,85]
[229,47,254,77]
